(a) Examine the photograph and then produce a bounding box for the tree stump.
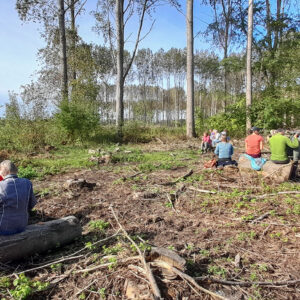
[238,156,292,183]
[0,216,82,262]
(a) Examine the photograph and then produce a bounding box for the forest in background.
[1,0,299,151]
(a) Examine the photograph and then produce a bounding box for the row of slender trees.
[15,0,299,139]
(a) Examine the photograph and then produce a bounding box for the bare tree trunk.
[70,0,76,81]
[186,0,196,138]
[246,0,253,132]
[58,0,68,101]
[115,0,124,137]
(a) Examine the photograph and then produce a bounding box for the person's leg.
[204,142,208,152]
[293,146,299,162]
[271,159,290,164]
[201,142,204,151]
[290,161,298,179]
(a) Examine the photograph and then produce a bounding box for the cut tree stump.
[0,216,82,262]
[238,156,292,183]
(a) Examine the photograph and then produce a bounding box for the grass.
[14,146,99,179]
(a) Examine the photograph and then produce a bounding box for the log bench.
[238,155,293,183]
[0,216,82,262]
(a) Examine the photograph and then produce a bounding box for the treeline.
[3,0,299,150]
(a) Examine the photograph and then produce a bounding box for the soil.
[1,140,300,300]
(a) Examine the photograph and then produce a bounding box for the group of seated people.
[201,127,300,169]
[200,129,230,153]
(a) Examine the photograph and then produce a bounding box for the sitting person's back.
[0,160,36,235]
[214,135,236,167]
[245,126,263,158]
[269,129,299,164]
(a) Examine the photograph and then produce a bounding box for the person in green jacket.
[269,129,299,164]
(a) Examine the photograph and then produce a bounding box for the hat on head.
[221,131,227,136]
[251,126,260,132]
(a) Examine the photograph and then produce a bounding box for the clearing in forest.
[0,139,299,300]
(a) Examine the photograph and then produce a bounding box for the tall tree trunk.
[58,0,68,101]
[246,0,253,132]
[186,0,196,138]
[115,0,124,137]
[70,0,76,81]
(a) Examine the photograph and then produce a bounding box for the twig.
[73,256,139,274]
[121,172,143,181]
[75,279,97,297]
[195,277,300,287]
[187,186,217,194]
[110,206,163,300]
[166,194,178,215]
[247,191,300,199]
[163,169,193,186]
[251,212,270,224]
[152,261,227,300]
[9,255,84,277]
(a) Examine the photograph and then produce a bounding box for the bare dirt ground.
[1,140,300,300]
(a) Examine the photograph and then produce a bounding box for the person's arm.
[214,144,219,156]
[230,144,234,156]
[245,138,248,152]
[28,182,37,210]
[286,135,299,149]
[260,137,264,151]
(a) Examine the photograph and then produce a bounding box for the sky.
[0,0,215,107]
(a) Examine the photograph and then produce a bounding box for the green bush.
[196,98,246,137]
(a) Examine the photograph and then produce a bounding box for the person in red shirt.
[245,126,264,158]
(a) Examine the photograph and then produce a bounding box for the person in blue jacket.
[214,133,237,168]
[0,160,36,235]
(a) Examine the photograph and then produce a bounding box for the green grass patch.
[15,146,98,179]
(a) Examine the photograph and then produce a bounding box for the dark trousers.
[272,159,290,164]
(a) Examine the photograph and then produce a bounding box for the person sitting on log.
[0,160,36,235]
[200,132,212,153]
[269,129,299,164]
[245,126,264,158]
[214,133,237,168]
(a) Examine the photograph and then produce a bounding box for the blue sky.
[0,0,215,107]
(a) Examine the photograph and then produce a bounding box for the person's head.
[220,134,227,142]
[277,128,285,135]
[0,160,18,177]
[251,126,260,134]
[203,132,208,137]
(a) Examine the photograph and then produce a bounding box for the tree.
[186,0,196,137]
[16,0,87,102]
[204,0,242,110]
[245,0,253,131]
[58,0,68,100]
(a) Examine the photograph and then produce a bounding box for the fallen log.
[238,156,293,183]
[0,216,82,262]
